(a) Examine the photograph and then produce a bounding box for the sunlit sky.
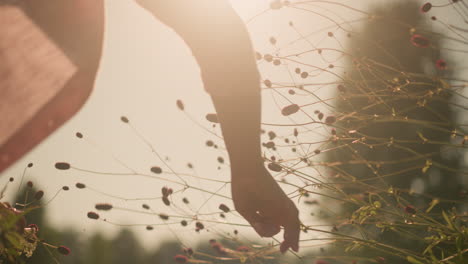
[1,0,465,251]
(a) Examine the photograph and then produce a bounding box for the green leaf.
[406,256,424,264]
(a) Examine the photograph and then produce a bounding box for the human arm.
[136,0,300,252]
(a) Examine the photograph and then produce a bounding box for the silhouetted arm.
[136,0,300,252]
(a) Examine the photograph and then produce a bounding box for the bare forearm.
[210,94,263,168]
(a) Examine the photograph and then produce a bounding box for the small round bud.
[34,190,44,200]
[219,204,230,213]
[57,246,71,256]
[87,212,99,220]
[195,221,204,230]
[159,213,169,220]
[151,166,162,174]
[120,116,129,123]
[55,162,71,170]
[176,100,185,111]
[95,203,113,211]
[281,104,300,116]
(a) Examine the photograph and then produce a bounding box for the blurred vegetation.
[1,1,467,264]
[320,1,467,263]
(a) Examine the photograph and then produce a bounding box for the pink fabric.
[0,1,105,173]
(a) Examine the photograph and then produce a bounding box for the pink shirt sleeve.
[0,0,105,173]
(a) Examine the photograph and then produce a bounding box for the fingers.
[237,208,281,237]
[252,221,281,237]
[281,206,300,253]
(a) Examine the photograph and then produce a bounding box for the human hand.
[231,163,300,253]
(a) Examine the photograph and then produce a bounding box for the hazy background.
[1,0,465,253]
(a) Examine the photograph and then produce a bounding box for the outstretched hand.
[134,0,300,252]
[231,163,300,253]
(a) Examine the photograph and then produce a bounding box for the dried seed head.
[264,54,273,62]
[28,163,33,168]
[62,186,70,191]
[300,71,309,78]
[27,181,33,188]
[87,212,99,220]
[120,116,129,123]
[269,36,277,45]
[410,34,430,48]
[146,225,154,231]
[75,183,86,189]
[162,186,169,197]
[325,115,337,125]
[268,131,276,140]
[218,204,230,213]
[142,204,150,210]
[195,221,204,230]
[217,157,224,164]
[34,190,44,200]
[176,100,185,111]
[420,2,432,13]
[206,140,214,147]
[55,162,71,170]
[181,220,188,226]
[264,79,272,88]
[95,203,113,211]
[159,213,169,220]
[57,246,71,256]
[162,197,171,206]
[182,197,189,204]
[263,141,275,149]
[76,132,83,138]
[205,113,219,123]
[151,166,162,174]
[268,162,282,172]
[281,104,300,116]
